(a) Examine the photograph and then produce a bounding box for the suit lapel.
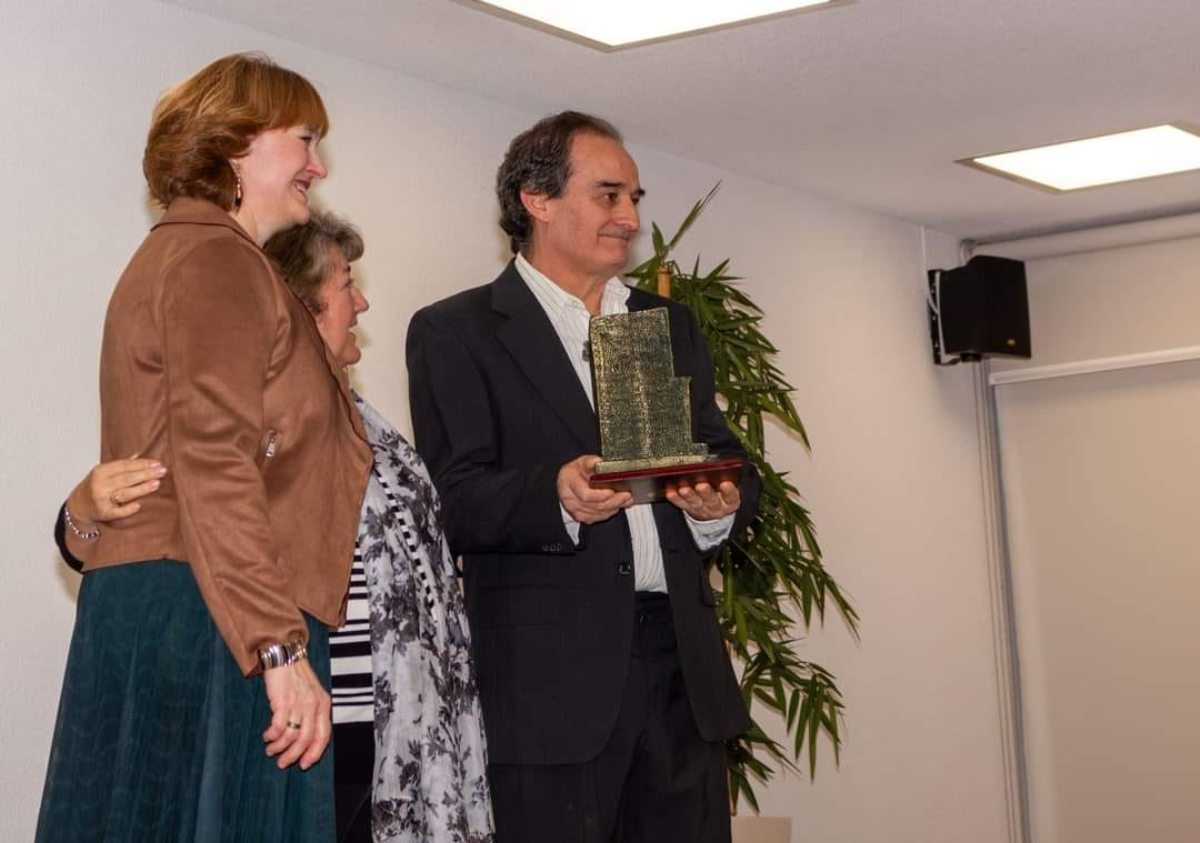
[492,262,599,453]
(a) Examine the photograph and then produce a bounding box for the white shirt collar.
[514,253,630,323]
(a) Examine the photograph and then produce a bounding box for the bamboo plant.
[626,185,860,811]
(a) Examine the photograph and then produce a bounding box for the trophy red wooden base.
[589,457,745,505]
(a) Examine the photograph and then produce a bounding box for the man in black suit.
[406,111,759,843]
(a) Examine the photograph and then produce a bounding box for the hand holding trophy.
[587,308,743,505]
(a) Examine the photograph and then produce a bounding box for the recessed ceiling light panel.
[463,0,836,49]
[966,125,1200,192]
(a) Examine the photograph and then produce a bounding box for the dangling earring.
[234,171,243,210]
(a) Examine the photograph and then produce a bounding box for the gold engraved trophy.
[587,308,743,504]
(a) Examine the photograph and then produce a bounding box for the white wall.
[981,236,1200,843]
[677,184,1011,842]
[989,236,1200,371]
[0,2,1008,840]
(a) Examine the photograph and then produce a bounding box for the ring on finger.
[286,719,301,730]
[109,490,122,508]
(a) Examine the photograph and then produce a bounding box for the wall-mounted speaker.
[928,254,1031,365]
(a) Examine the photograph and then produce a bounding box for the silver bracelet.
[63,504,100,541]
[257,636,308,671]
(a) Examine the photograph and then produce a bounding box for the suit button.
[617,561,632,576]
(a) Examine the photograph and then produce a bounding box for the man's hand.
[665,479,740,522]
[558,455,633,524]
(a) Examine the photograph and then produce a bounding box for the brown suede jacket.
[65,197,372,675]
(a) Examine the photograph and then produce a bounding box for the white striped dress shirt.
[514,253,733,593]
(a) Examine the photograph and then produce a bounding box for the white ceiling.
[168,0,1200,241]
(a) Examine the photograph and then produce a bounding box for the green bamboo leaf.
[628,189,858,810]
[664,183,721,252]
[651,222,667,257]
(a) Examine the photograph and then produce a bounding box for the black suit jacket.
[406,260,758,764]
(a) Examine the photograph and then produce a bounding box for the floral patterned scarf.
[355,395,493,842]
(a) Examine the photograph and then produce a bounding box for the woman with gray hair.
[57,211,494,843]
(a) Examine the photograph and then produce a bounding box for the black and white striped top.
[330,545,372,724]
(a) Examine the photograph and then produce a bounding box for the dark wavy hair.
[143,52,329,209]
[495,111,622,254]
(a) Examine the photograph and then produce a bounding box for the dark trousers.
[489,593,731,843]
[333,721,374,843]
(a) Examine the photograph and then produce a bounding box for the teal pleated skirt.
[36,560,334,843]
